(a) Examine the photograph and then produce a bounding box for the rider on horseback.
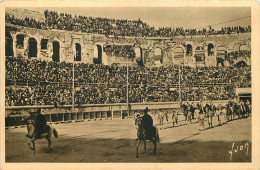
[34,109,47,138]
[141,107,154,140]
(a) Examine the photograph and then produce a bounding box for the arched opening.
[174,47,184,60]
[194,46,205,62]
[154,48,163,64]
[5,32,13,56]
[217,46,226,58]
[75,43,81,61]
[235,60,247,67]
[94,45,102,64]
[186,44,192,56]
[52,41,60,62]
[28,37,37,58]
[208,43,214,56]
[41,39,48,50]
[135,47,143,66]
[16,34,25,49]
[239,44,248,51]
[216,46,226,66]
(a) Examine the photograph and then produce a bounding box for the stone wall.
[6,23,251,67]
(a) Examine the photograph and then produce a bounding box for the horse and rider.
[24,108,58,155]
[136,107,159,158]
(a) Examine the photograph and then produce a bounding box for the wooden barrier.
[5,100,230,126]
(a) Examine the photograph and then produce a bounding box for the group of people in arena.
[5,55,251,106]
[5,11,251,37]
[135,99,251,136]
[180,99,251,131]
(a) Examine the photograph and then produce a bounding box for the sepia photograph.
[1,1,260,169]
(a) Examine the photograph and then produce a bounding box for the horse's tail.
[53,127,58,138]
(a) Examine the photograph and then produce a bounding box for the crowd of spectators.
[5,14,47,30]
[5,85,72,106]
[5,10,251,38]
[103,45,135,58]
[227,50,251,60]
[5,56,251,106]
[181,85,235,101]
[182,65,251,88]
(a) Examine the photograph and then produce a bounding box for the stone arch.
[135,47,143,66]
[217,46,226,57]
[174,46,184,60]
[75,43,81,61]
[194,46,205,62]
[5,32,13,56]
[52,41,60,62]
[186,44,192,56]
[16,34,25,49]
[216,46,226,66]
[41,39,48,50]
[154,47,163,64]
[94,44,102,64]
[28,37,37,58]
[235,60,247,67]
[208,43,214,56]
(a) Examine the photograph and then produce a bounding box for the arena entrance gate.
[52,41,60,62]
[5,32,13,56]
[236,88,251,103]
[28,38,37,58]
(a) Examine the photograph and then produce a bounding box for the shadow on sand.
[6,132,251,163]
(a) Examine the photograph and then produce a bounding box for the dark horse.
[23,116,58,155]
[136,116,160,158]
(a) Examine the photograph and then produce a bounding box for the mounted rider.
[34,108,47,138]
[141,107,154,140]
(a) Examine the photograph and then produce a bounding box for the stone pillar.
[37,38,41,59]
[24,37,29,59]
[11,34,17,57]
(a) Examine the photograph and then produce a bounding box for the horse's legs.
[136,139,141,158]
[31,139,36,155]
[153,139,156,154]
[46,137,52,152]
[144,139,147,157]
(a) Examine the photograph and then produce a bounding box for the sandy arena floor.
[5,115,251,162]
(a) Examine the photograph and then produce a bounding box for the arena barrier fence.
[5,100,229,126]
